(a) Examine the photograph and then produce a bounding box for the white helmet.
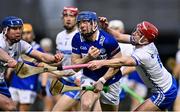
[40,38,53,49]
[109,20,124,33]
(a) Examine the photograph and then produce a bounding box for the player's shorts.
[9,87,37,104]
[0,80,11,98]
[150,77,177,110]
[59,70,82,100]
[80,75,120,105]
[46,79,52,96]
[100,81,120,105]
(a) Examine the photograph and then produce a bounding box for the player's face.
[63,14,76,31]
[78,20,93,36]
[6,26,23,44]
[22,31,34,43]
[132,29,149,45]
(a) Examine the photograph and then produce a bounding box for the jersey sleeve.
[104,35,121,58]
[71,33,81,54]
[20,40,33,55]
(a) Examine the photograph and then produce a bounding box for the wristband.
[99,77,106,84]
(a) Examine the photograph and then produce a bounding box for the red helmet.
[63,6,78,16]
[137,21,158,42]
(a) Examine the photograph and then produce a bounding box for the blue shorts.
[150,77,177,110]
[59,78,80,100]
[63,90,80,100]
[0,81,11,98]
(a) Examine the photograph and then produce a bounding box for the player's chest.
[80,43,108,59]
[6,46,20,60]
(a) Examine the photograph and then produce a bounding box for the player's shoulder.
[99,29,118,45]
[99,29,113,38]
[56,30,66,38]
[20,39,29,45]
[72,32,81,40]
[100,29,117,41]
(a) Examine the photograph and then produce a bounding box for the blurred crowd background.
[1,0,180,59]
[1,0,180,111]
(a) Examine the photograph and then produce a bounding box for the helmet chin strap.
[138,36,149,45]
[3,27,8,35]
[80,21,98,38]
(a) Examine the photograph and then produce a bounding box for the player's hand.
[93,80,104,93]
[54,52,64,63]
[87,46,100,59]
[7,59,17,68]
[99,16,109,30]
[88,60,104,70]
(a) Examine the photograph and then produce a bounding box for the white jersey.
[118,43,134,71]
[0,33,32,79]
[132,43,172,93]
[118,43,134,56]
[56,29,78,66]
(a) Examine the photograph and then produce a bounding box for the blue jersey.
[10,42,44,91]
[72,29,122,85]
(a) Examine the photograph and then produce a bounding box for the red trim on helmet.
[63,6,78,16]
[137,21,158,42]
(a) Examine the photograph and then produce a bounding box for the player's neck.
[6,38,14,46]
[66,27,76,34]
[89,31,98,41]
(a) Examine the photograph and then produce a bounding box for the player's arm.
[0,48,17,68]
[89,55,137,70]
[71,46,99,72]
[0,48,16,63]
[121,66,136,76]
[72,46,100,64]
[100,52,122,81]
[107,28,131,43]
[99,16,131,43]
[29,49,63,64]
[104,55,137,67]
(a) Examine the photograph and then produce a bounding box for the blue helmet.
[77,11,98,23]
[1,16,23,29]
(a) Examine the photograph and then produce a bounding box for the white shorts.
[9,87,37,104]
[80,75,120,105]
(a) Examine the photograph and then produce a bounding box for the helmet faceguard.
[1,16,23,35]
[131,21,158,45]
[137,21,158,43]
[77,11,98,37]
[1,16,23,44]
